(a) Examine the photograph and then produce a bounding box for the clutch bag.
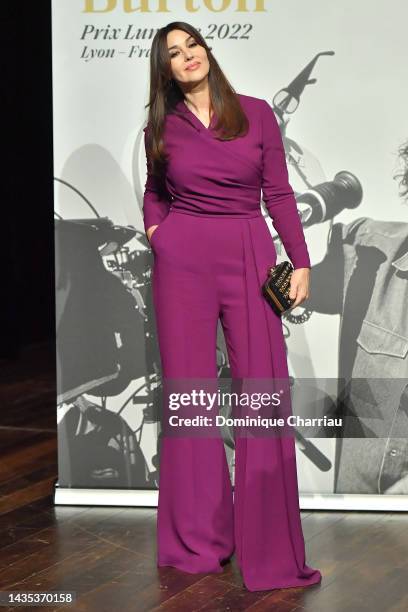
[262,260,294,316]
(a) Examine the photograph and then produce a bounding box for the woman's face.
[167,29,209,86]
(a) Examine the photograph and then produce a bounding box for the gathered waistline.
[169,207,263,219]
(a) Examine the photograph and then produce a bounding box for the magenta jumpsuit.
[142,93,322,592]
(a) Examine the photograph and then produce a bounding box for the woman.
[143,21,322,593]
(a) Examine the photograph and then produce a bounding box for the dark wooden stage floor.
[0,341,406,611]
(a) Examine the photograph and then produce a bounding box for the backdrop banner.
[52,0,408,509]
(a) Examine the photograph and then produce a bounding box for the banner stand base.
[53,483,408,511]
[54,482,158,507]
[298,493,408,511]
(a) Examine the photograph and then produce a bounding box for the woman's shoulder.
[236,92,267,110]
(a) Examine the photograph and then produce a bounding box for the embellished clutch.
[262,260,294,316]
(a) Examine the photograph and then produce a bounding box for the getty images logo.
[83,0,268,12]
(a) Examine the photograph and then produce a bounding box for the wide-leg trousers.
[150,208,322,592]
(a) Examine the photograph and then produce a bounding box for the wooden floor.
[0,342,407,612]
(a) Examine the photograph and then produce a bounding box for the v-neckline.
[181,100,216,131]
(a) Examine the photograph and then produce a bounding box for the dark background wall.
[2,2,54,359]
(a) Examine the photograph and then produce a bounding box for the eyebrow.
[168,35,194,51]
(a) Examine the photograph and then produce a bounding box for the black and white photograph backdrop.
[52,0,408,509]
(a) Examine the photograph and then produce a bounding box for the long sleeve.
[260,99,311,269]
[142,126,172,233]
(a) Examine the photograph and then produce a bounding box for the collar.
[175,99,188,113]
[353,221,408,272]
[172,98,218,132]
[392,250,408,272]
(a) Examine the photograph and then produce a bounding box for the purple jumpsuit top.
[143,93,311,270]
[142,93,321,593]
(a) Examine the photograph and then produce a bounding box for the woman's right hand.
[146,224,159,244]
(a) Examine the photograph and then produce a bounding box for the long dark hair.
[144,21,249,178]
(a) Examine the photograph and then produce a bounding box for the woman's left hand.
[288,267,310,309]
